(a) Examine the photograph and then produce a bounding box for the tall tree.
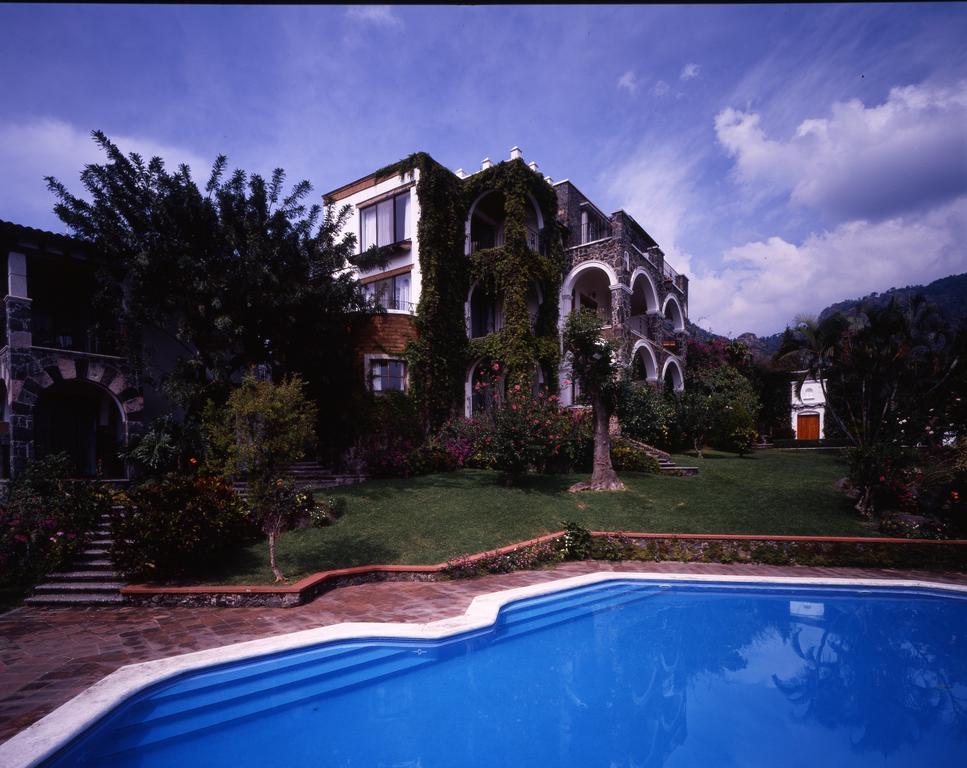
[777,296,960,514]
[46,131,371,451]
[563,310,624,491]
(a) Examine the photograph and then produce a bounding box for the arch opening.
[663,295,685,333]
[34,379,125,477]
[662,358,685,393]
[631,343,658,383]
[467,190,542,255]
[569,266,613,326]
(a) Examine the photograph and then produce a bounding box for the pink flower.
[492,362,501,372]
[513,384,521,392]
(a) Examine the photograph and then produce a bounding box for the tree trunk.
[268,530,285,582]
[571,391,625,492]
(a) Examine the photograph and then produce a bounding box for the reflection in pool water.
[43,581,967,767]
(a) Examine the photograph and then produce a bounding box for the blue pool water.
[42,580,967,767]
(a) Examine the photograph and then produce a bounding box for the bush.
[616,382,672,447]
[558,521,593,560]
[610,442,662,473]
[712,404,757,455]
[111,475,251,580]
[0,454,110,590]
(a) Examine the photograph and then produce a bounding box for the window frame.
[365,354,409,394]
[359,190,411,253]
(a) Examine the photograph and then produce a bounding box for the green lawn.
[209,449,873,585]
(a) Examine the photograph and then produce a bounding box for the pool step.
[103,645,436,758]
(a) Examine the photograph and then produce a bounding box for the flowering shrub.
[558,521,593,560]
[111,475,251,580]
[0,454,109,590]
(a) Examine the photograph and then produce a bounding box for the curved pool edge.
[3,571,966,768]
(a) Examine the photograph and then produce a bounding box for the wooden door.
[797,414,820,440]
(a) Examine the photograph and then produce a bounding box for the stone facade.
[0,221,144,478]
[554,181,688,403]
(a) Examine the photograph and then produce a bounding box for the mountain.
[818,273,967,324]
[690,272,967,361]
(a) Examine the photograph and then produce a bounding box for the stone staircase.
[620,438,699,476]
[25,510,125,606]
[233,461,368,499]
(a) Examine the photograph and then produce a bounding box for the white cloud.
[0,117,210,232]
[604,147,699,279]
[689,196,967,336]
[680,63,700,81]
[345,5,402,28]
[715,81,967,222]
[651,80,670,98]
[617,70,639,94]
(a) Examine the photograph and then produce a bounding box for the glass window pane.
[361,207,377,251]
[377,199,394,246]
[394,275,410,309]
[396,193,410,240]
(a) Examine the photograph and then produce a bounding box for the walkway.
[2,560,966,742]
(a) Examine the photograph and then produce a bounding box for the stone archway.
[662,357,685,392]
[12,355,143,478]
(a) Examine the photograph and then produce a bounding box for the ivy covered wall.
[375,154,565,428]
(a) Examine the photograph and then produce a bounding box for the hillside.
[691,272,967,359]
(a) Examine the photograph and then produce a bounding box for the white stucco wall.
[334,168,422,314]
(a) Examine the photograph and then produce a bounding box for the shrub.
[0,454,110,590]
[610,442,662,473]
[712,404,758,455]
[111,475,251,580]
[616,382,672,447]
[558,521,594,560]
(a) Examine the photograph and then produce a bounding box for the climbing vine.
[376,154,564,428]
[463,159,565,397]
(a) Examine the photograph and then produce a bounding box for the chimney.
[528,161,539,173]
[455,168,465,179]
[481,157,492,170]
[510,146,523,161]
[544,175,553,184]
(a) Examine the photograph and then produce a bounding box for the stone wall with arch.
[6,348,143,477]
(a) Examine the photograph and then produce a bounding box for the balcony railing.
[32,324,124,356]
[662,260,680,282]
[629,314,648,338]
[470,226,540,253]
[377,296,415,313]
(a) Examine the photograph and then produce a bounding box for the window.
[360,191,411,251]
[371,359,407,392]
[364,273,412,312]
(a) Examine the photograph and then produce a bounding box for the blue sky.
[1,4,965,335]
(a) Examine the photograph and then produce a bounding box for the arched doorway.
[34,380,125,477]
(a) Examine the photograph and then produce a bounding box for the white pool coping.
[2,571,966,767]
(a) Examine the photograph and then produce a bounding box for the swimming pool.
[4,574,967,767]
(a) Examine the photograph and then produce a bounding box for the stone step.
[35,581,126,593]
[91,538,114,546]
[24,593,125,607]
[47,569,121,581]
[661,466,700,477]
[78,558,113,568]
